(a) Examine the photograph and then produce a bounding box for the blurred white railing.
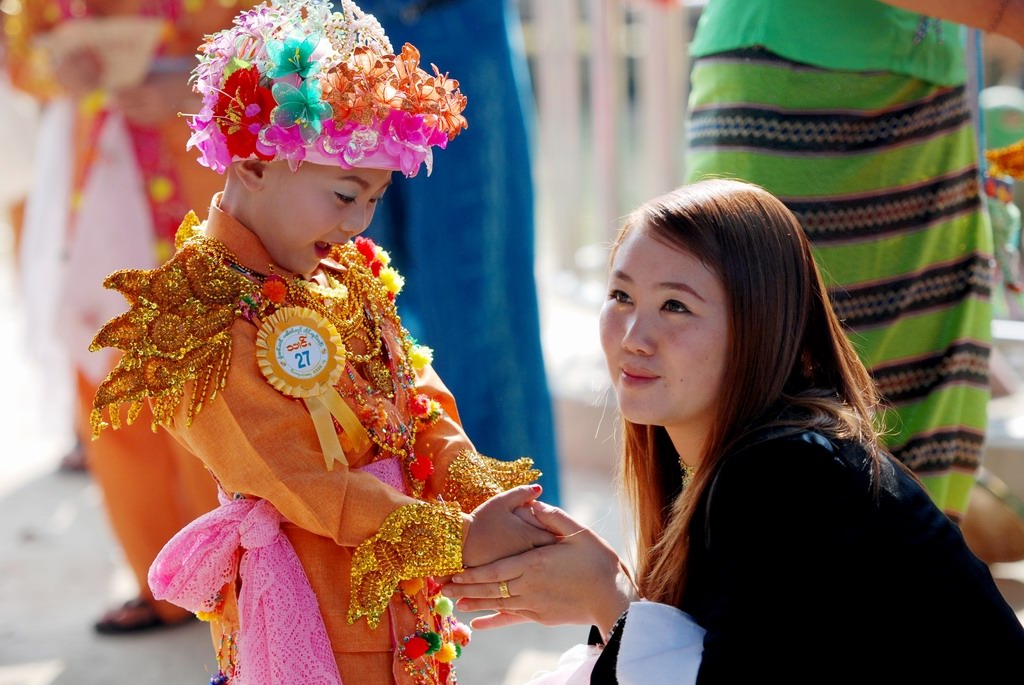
[519,0,696,283]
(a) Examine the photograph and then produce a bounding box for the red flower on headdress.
[214,66,276,160]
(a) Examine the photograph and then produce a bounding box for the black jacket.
[594,431,1024,683]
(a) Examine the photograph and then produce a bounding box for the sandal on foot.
[93,598,189,635]
[58,442,88,473]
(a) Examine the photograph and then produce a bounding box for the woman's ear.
[233,159,270,192]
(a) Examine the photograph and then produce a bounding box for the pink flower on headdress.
[381,111,431,177]
[195,32,236,94]
[187,111,233,174]
[234,5,275,34]
[387,111,431,147]
[259,123,308,170]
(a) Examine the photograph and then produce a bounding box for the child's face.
[250,162,392,277]
[599,227,730,455]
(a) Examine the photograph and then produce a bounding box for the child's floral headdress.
[187,0,467,177]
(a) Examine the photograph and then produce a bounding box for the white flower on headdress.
[342,128,381,166]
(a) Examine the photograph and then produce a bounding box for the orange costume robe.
[91,200,539,684]
[4,0,251,623]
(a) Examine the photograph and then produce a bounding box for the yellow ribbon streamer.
[305,396,345,470]
[304,388,372,471]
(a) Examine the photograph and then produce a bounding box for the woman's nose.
[621,314,655,355]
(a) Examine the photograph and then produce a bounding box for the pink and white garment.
[148,457,408,684]
[148,494,342,685]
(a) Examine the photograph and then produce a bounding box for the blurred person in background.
[685,0,1024,522]
[356,0,562,505]
[0,33,38,260]
[2,0,247,633]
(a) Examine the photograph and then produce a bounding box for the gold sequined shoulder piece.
[175,209,205,250]
[441,450,540,513]
[90,228,255,437]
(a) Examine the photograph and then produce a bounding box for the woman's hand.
[462,485,558,569]
[447,500,634,636]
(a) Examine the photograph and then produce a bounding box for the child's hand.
[462,485,558,568]
[513,502,546,530]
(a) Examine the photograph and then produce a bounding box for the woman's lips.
[620,367,658,385]
[315,241,331,258]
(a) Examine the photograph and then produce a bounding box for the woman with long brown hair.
[446,179,1024,681]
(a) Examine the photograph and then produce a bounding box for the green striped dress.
[686,37,993,519]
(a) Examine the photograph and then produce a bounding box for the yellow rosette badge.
[256,307,370,470]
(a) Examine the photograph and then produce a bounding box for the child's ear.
[234,159,270,191]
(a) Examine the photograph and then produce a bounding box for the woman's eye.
[609,289,631,304]
[335,193,355,204]
[663,299,689,313]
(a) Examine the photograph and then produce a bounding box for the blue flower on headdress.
[265,31,321,80]
[271,79,333,143]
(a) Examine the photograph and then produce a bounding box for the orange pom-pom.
[261,275,288,304]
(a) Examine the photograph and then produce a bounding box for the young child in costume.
[88,1,552,682]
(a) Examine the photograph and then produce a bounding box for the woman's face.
[599,228,731,459]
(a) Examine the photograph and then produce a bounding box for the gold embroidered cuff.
[348,502,463,629]
[441,449,541,512]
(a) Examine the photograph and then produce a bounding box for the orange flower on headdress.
[323,68,371,125]
[323,47,399,126]
[431,69,468,140]
[392,44,421,83]
[321,42,466,141]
